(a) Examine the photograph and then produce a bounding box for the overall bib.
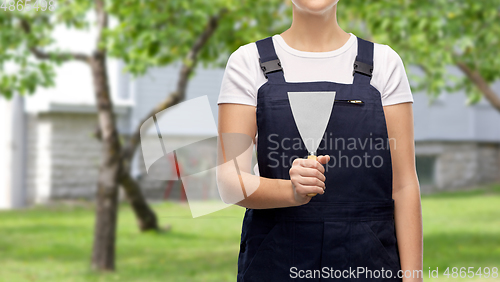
[237,36,402,281]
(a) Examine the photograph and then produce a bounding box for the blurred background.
[1,0,499,281]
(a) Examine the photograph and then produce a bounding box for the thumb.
[317,155,330,165]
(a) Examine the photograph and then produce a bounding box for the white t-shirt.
[217,33,413,175]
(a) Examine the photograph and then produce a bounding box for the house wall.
[26,112,100,203]
[24,110,221,203]
[0,95,27,209]
[26,111,130,203]
[128,63,223,135]
[415,141,500,193]
[413,80,500,142]
[0,97,14,208]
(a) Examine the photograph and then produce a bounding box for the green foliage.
[340,0,500,103]
[106,0,289,76]
[0,0,91,98]
[0,0,289,98]
[3,0,498,104]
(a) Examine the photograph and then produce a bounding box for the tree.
[1,0,160,270]
[341,0,500,111]
[1,0,288,271]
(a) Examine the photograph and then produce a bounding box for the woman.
[217,0,423,281]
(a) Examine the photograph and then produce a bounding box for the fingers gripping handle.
[307,155,320,197]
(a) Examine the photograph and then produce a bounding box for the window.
[416,155,436,186]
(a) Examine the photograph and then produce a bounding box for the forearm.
[216,104,326,210]
[217,169,297,209]
[393,183,423,282]
[238,172,298,209]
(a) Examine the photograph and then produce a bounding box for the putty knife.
[288,91,336,197]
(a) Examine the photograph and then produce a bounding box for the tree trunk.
[90,51,122,271]
[94,0,160,236]
[119,170,159,231]
[456,62,500,112]
[115,10,226,231]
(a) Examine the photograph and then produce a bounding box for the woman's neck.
[280,5,350,53]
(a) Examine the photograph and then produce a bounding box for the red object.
[163,152,187,201]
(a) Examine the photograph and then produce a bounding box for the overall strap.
[353,37,374,85]
[255,36,285,83]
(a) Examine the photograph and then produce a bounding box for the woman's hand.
[289,155,330,205]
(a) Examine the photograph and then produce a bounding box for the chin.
[292,0,339,14]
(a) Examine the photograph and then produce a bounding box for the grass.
[420,184,500,281]
[0,202,244,282]
[0,184,499,282]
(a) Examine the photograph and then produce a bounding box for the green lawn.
[0,184,499,282]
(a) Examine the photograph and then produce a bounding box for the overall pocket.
[242,221,293,282]
[359,220,401,270]
[349,220,401,281]
[238,219,277,279]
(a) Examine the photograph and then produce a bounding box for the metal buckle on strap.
[259,58,282,78]
[353,61,373,77]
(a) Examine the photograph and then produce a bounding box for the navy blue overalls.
[237,36,402,281]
